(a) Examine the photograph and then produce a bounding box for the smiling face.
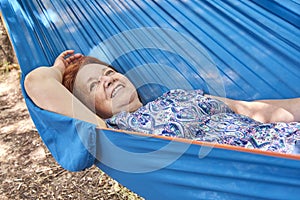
[73,63,142,118]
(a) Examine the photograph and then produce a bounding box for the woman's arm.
[24,50,107,128]
[205,94,300,123]
[247,98,300,123]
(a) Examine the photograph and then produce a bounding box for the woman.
[25,50,300,154]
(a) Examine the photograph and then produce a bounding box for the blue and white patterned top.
[106,89,300,154]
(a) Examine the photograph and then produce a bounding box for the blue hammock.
[1,0,300,199]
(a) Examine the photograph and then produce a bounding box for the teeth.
[111,85,123,98]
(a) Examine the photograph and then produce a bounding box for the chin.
[96,111,112,119]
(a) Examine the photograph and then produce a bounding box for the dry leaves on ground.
[0,68,143,200]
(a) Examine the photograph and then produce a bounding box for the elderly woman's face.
[74,63,142,118]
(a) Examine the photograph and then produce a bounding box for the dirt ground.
[0,66,143,200]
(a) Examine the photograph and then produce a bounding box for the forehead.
[76,63,108,82]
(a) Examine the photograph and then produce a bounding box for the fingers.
[59,49,74,58]
[57,50,83,64]
[59,50,82,59]
[65,53,83,64]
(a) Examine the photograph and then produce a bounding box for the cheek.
[95,95,113,116]
[94,88,108,104]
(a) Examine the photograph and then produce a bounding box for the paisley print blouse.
[106,89,300,154]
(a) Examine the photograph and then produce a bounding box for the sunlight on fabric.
[37,9,60,28]
[89,27,226,99]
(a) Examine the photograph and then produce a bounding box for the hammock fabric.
[1,0,300,199]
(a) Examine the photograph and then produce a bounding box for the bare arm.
[24,50,107,128]
[248,98,300,123]
[205,94,300,123]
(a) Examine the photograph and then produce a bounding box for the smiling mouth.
[111,84,124,98]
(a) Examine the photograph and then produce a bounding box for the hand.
[53,50,83,73]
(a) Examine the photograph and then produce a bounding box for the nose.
[100,75,115,88]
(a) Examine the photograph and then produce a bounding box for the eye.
[104,69,115,76]
[89,81,98,92]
